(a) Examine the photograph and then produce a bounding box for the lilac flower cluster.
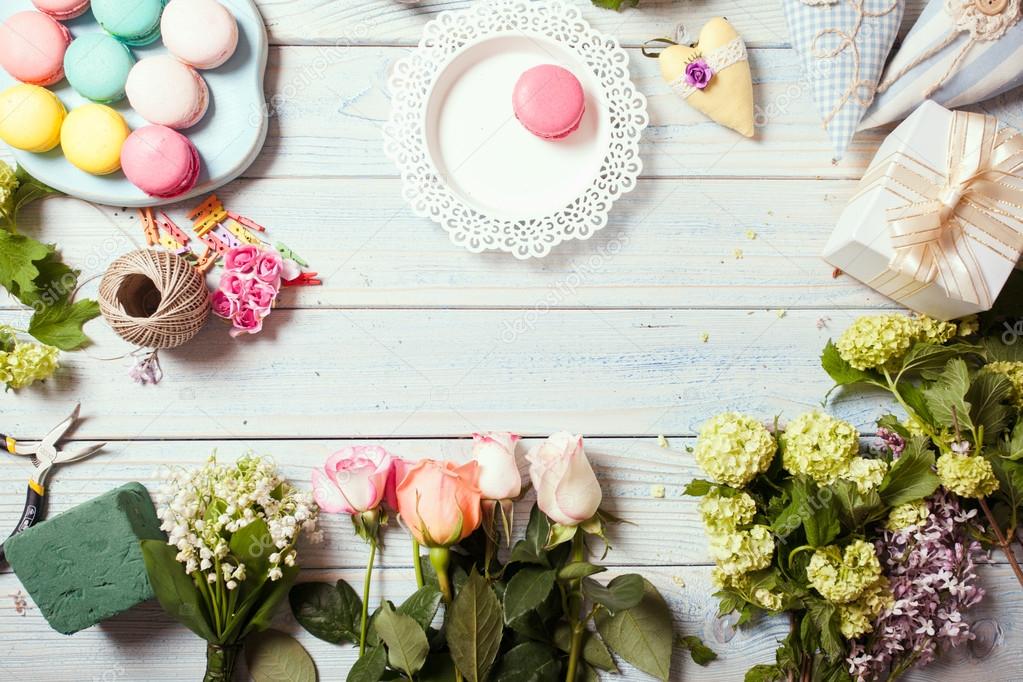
[876,427,905,457]
[846,490,987,681]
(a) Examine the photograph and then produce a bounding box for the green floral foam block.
[5,482,166,634]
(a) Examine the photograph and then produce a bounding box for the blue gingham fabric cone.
[781,0,905,160]
[860,0,1023,130]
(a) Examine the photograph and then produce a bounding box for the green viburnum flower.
[0,161,17,222]
[984,361,1023,408]
[708,524,774,577]
[836,314,920,371]
[936,453,999,498]
[0,338,60,390]
[957,315,980,337]
[837,577,893,639]
[839,457,889,494]
[711,570,784,611]
[886,499,929,531]
[698,488,756,534]
[806,540,882,604]
[780,411,860,485]
[913,315,957,345]
[694,412,776,488]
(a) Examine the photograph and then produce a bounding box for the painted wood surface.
[1,1,1021,680]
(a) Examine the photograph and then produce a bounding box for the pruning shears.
[0,403,106,562]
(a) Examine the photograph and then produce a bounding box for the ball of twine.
[99,249,210,349]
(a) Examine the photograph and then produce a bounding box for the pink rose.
[473,432,522,500]
[219,271,248,299]
[224,245,259,274]
[254,250,283,284]
[526,432,602,527]
[245,279,278,314]
[311,445,397,514]
[210,290,237,319]
[395,459,482,547]
[229,307,263,337]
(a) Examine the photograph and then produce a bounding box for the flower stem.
[203,642,239,682]
[412,540,425,589]
[428,547,463,682]
[359,538,377,657]
[564,532,587,682]
[979,497,1023,588]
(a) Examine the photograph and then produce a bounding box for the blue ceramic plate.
[0,0,268,207]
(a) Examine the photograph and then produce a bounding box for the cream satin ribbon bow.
[865,111,1023,307]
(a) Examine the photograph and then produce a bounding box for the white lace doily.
[383,0,649,259]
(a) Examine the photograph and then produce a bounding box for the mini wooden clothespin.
[200,231,229,256]
[193,244,219,273]
[187,194,221,220]
[227,211,266,232]
[213,224,242,249]
[158,212,190,245]
[138,208,160,246]
[223,218,262,246]
[283,271,322,287]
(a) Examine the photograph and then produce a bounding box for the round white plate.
[0,0,268,208]
[385,0,648,259]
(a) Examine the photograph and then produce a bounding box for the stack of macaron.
[0,0,239,201]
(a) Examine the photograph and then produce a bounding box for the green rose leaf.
[288,580,362,644]
[582,574,645,614]
[374,601,429,677]
[510,504,551,566]
[678,635,717,666]
[879,437,939,507]
[139,539,216,642]
[491,641,562,682]
[594,578,673,681]
[553,623,618,672]
[504,566,557,623]
[245,629,317,682]
[398,584,443,631]
[447,570,503,682]
[346,646,386,682]
[419,652,459,682]
[557,561,606,581]
[545,522,578,550]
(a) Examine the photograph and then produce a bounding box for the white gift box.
[824,100,1023,320]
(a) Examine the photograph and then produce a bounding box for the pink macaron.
[121,125,202,199]
[161,0,239,70]
[32,0,91,21]
[0,11,72,86]
[512,64,585,140]
[125,55,209,129]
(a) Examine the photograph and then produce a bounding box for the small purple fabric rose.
[684,58,714,90]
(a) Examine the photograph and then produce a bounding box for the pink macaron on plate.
[0,0,268,207]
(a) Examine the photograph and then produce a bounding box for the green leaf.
[923,358,973,432]
[447,570,504,682]
[419,652,459,682]
[896,341,979,378]
[898,381,935,429]
[545,522,577,549]
[240,564,300,639]
[288,580,361,644]
[594,578,673,681]
[805,601,843,661]
[11,166,59,223]
[245,629,317,682]
[398,585,442,631]
[510,504,551,566]
[0,229,51,304]
[879,437,939,507]
[683,479,713,497]
[745,664,785,682]
[558,562,606,581]
[139,539,215,641]
[229,518,273,579]
[831,480,883,531]
[27,298,99,350]
[798,480,840,548]
[504,566,557,623]
[374,601,429,677]
[491,641,562,682]
[589,0,639,11]
[678,635,717,666]
[1006,421,1023,461]
[553,624,618,672]
[968,371,1014,443]
[582,574,645,614]
[346,646,386,682]
[821,340,877,386]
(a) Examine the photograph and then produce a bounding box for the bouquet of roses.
[141,454,320,681]
[292,432,716,682]
[211,245,301,337]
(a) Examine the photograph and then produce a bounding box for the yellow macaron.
[0,84,66,153]
[60,103,130,175]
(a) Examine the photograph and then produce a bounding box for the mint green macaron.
[64,33,136,104]
[92,0,166,47]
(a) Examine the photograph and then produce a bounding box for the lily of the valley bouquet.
[293,433,715,681]
[141,455,320,681]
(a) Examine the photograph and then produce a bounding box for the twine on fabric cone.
[98,249,210,349]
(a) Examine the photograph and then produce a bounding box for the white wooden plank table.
[1,1,1022,680]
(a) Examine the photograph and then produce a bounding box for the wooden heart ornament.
[651,18,754,137]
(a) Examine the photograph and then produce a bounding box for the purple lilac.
[846,490,987,681]
[877,427,906,458]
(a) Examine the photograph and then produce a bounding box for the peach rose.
[395,459,482,547]
[526,432,602,526]
[473,432,522,500]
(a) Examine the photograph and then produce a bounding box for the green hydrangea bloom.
[886,499,930,531]
[711,570,784,611]
[694,412,776,488]
[0,161,17,221]
[698,489,757,534]
[957,315,980,337]
[836,314,920,371]
[708,524,774,577]
[0,340,60,390]
[985,361,1023,408]
[913,315,957,345]
[806,540,882,604]
[837,577,893,639]
[781,411,860,485]
[937,454,999,498]
[839,457,888,494]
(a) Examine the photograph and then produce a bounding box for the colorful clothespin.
[159,234,190,255]
[212,224,242,249]
[275,242,309,268]
[138,208,159,246]
[227,211,266,232]
[200,231,228,256]
[187,194,221,220]
[282,272,322,287]
[158,212,190,245]
[223,219,262,246]
[193,244,219,273]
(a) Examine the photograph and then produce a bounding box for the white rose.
[473,432,523,500]
[526,432,602,526]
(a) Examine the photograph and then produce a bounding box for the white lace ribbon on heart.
[668,36,747,99]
